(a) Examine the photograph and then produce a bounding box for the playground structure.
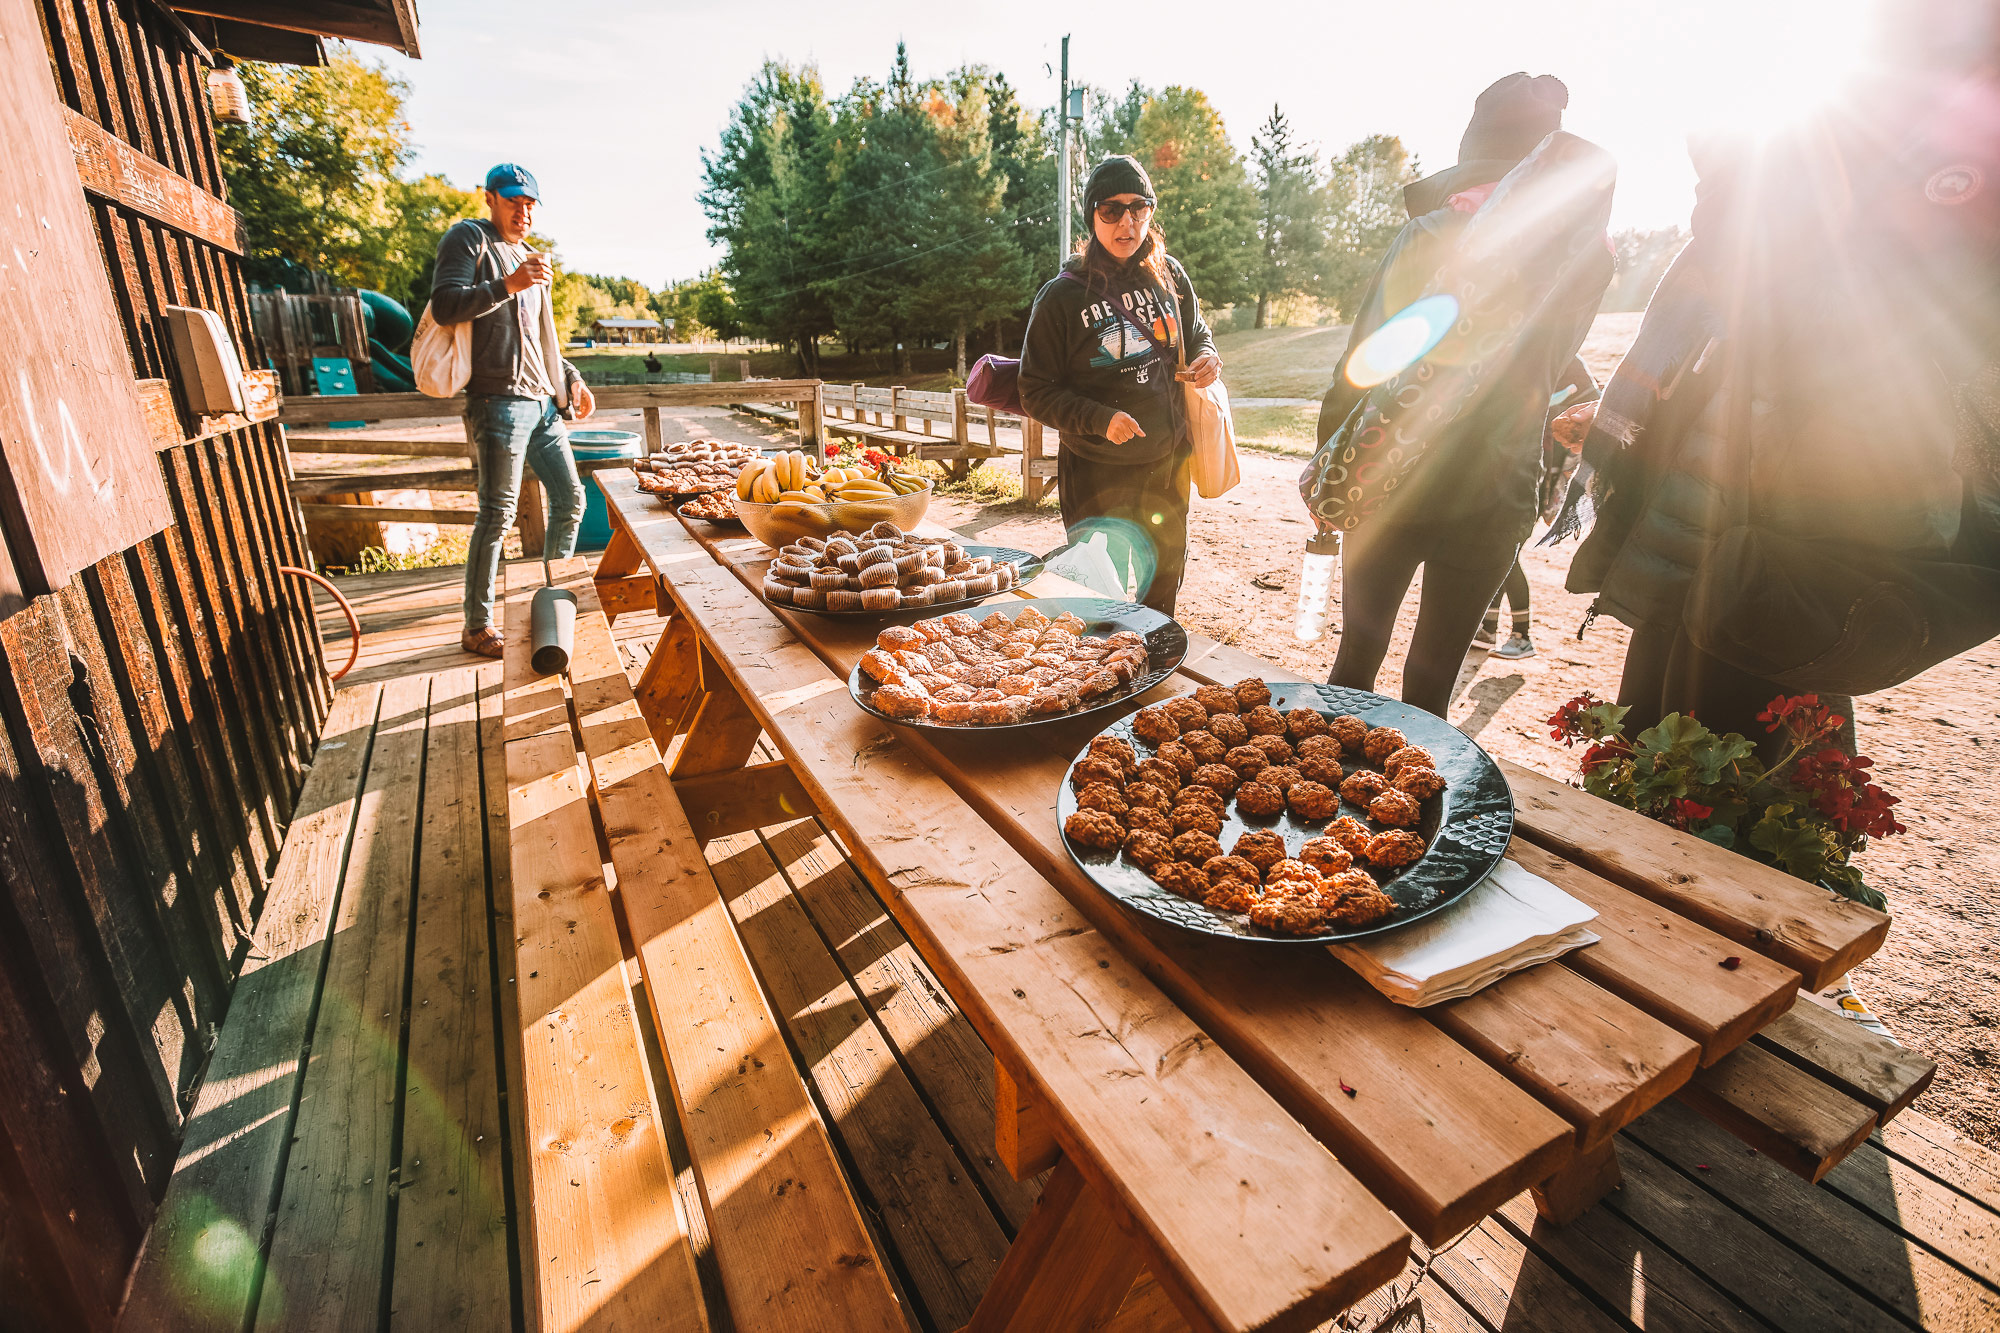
[247,286,418,399]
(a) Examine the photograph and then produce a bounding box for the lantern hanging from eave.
[208,64,250,125]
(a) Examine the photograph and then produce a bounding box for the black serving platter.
[1056,682,1514,943]
[782,545,1046,620]
[847,596,1189,733]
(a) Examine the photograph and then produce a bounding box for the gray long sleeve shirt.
[429,218,581,401]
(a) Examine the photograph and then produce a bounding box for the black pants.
[1058,447,1192,615]
[1618,623,1856,763]
[1329,522,1519,717]
[1486,560,1532,634]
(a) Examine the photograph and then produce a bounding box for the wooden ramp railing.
[278,381,827,554]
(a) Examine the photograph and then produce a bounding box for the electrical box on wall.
[164,305,247,414]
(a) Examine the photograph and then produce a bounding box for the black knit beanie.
[1458,73,1569,164]
[1083,155,1155,214]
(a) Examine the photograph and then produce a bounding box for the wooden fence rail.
[810,383,1052,503]
[279,381,827,556]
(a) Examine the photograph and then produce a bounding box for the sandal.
[461,625,505,659]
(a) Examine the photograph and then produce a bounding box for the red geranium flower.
[1548,692,1604,747]
[1671,798,1715,828]
[1579,737,1630,775]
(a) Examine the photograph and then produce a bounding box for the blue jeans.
[462,394,584,629]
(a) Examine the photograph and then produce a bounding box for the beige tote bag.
[411,302,472,398]
[1175,318,1239,498]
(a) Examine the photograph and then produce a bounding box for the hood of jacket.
[1402,159,1521,218]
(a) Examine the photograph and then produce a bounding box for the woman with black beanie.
[1019,155,1220,615]
[1310,73,1613,715]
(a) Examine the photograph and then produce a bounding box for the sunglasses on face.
[1095,199,1156,224]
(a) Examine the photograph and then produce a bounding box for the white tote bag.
[411,302,472,398]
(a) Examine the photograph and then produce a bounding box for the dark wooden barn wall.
[1,4,328,1329]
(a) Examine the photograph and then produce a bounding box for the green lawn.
[1233,404,1320,458]
[1210,325,1349,399]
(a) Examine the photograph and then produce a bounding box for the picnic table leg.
[631,615,702,754]
[668,649,763,777]
[1529,1138,1623,1225]
[596,525,645,580]
[965,1159,1150,1333]
[994,1058,1061,1180]
[519,475,547,557]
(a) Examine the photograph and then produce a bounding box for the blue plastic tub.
[567,429,644,551]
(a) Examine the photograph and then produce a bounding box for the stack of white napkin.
[1327,858,1599,1006]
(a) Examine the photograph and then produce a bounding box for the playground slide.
[357,289,417,392]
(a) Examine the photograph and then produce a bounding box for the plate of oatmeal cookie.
[848,597,1187,731]
[1056,680,1514,943]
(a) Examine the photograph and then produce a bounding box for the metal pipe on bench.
[531,585,577,675]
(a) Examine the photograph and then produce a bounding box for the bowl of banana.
[732,450,933,548]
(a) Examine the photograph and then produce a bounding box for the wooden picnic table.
[591,470,1895,1330]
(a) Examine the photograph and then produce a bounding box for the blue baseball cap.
[484,163,540,200]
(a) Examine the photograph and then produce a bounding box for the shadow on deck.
[207,561,2000,1333]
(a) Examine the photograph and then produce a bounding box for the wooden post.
[1530,1138,1623,1225]
[964,1159,1148,1333]
[994,1058,1061,1180]
[985,404,998,450]
[890,385,906,432]
[950,388,973,482]
[1022,417,1049,504]
[642,406,662,455]
[708,356,718,381]
[800,383,824,459]
[518,475,546,557]
[738,357,750,381]
[854,382,868,426]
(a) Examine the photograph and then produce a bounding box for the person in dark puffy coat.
[1566,13,2000,756]
[1310,74,1614,716]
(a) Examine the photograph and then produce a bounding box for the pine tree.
[821,47,940,374]
[1249,104,1322,328]
[922,70,1034,378]
[986,72,1057,284]
[699,62,839,373]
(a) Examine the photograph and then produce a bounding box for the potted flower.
[1545,692,1904,910]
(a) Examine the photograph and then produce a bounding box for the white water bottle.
[1294,530,1341,643]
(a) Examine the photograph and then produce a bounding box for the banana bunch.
[736,451,929,505]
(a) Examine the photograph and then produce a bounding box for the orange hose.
[279,565,361,682]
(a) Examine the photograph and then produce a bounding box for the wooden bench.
[603,518,1413,1330]
[120,670,521,1331]
[500,560,907,1331]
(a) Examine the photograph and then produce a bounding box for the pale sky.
[371,0,1875,286]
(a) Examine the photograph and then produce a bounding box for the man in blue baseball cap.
[430,163,597,658]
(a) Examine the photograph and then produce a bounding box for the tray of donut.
[1056,679,1516,943]
[760,522,1044,617]
[850,598,1189,731]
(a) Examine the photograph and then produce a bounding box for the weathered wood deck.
[290,561,2000,1332]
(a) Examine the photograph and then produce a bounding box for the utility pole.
[1057,34,1071,271]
